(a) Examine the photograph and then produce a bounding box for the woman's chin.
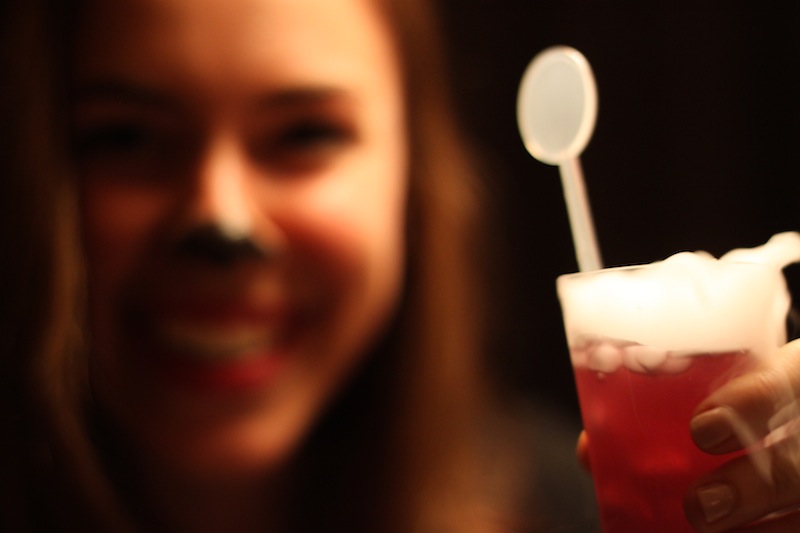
[148,422,300,482]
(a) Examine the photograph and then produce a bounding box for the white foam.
[720,232,800,267]
[559,232,800,372]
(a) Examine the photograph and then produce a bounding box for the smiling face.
[71,0,407,478]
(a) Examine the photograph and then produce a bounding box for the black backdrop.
[438,2,800,418]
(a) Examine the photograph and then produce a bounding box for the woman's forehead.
[72,0,400,99]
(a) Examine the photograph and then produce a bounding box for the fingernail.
[696,482,735,523]
[691,407,735,450]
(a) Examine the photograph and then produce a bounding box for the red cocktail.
[557,237,800,532]
[573,349,751,532]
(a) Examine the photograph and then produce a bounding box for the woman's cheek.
[270,181,406,342]
[276,174,403,274]
[81,182,173,290]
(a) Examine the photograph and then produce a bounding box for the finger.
[684,434,800,532]
[691,339,800,454]
[576,430,591,471]
[726,509,800,533]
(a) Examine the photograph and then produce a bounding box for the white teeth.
[155,321,275,362]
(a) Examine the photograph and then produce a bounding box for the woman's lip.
[159,347,286,391]
[154,320,278,362]
[125,301,296,391]
[151,297,285,324]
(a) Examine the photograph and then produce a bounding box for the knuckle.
[754,368,796,411]
[768,437,800,504]
[782,338,800,359]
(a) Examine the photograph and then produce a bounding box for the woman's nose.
[168,137,278,267]
[174,223,273,267]
[189,136,254,238]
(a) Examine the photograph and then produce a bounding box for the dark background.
[438,2,800,420]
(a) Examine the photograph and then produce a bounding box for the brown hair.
[0,0,498,531]
[284,2,497,531]
[1,0,131,530]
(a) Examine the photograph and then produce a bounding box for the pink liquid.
[573,352,752,533]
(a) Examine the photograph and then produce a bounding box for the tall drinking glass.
[557,252,793,532]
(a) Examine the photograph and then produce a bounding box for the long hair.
[286,2,495,531]
[0,0,496,531]
[0,0,124,530]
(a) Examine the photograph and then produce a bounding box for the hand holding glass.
[557,233,800,532]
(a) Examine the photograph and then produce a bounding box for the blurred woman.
[0,0,508,531]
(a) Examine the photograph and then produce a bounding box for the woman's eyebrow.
[255,86,357,110]
[71,82,357,111]
[71,81,175,109]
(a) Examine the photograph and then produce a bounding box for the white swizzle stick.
[517,46,602,272]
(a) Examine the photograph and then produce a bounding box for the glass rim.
[557,258,778,283]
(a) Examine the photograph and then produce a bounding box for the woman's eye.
[263,120,355,171]
[71,119,186,183]
[73,123,162,159]
[280,122,349,147]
